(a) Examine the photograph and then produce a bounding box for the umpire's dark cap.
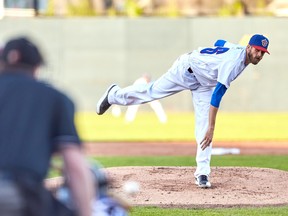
[1,36,44,67]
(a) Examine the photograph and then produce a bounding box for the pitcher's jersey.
[189,44,247,88]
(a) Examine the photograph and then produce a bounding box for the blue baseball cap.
[249,34,270,54]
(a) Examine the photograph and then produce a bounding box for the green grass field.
[75,112,288,215]
[92,155,288,171]
[131,206,288,216]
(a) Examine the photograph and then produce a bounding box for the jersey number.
[200,47,229,55]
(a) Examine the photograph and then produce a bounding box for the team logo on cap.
[262,39,268,48]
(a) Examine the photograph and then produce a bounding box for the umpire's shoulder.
[38,80,75,106]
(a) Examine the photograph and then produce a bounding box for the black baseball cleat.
[96,84,117,115]
[195,175,211,188]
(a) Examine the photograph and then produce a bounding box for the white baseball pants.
[108,54,214,177]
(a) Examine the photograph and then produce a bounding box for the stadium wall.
[0,17,286,112]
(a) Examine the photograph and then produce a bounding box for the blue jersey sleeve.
[210,82,227,108]
[214,39,227,47]
[214,39,238,49]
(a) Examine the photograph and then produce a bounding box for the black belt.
[188,67,193,73]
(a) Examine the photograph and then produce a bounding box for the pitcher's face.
[246,45,265,65]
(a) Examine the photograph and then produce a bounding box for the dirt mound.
[106,166,288,208]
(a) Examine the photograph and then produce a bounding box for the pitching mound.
[106,166,288,208]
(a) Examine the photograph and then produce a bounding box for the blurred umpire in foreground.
[0,36,94,216]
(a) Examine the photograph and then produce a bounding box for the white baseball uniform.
[108,43,247,177]
[125,76,167,124]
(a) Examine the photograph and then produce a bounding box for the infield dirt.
[83,141,288,208]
